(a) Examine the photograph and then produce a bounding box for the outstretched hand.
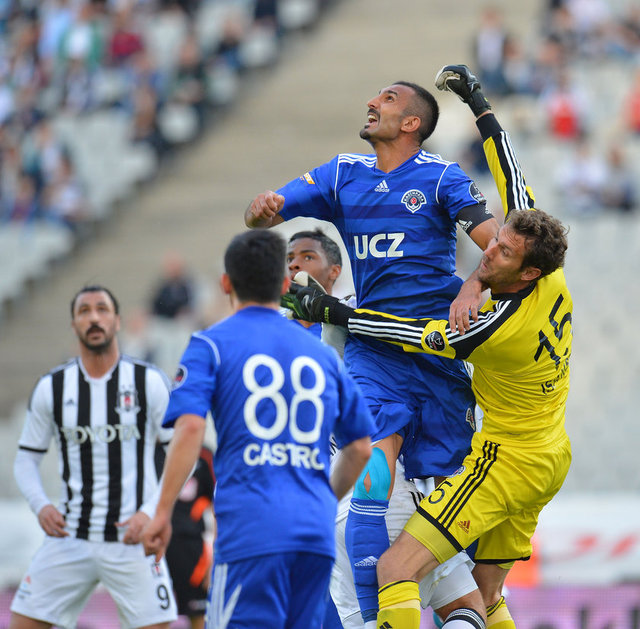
[280,282,325,321]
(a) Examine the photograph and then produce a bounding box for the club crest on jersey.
[115,388,140,415]
[425,331,445,351]
[172,365,187,390]
[401,189,426,213]
[151,561,164,578]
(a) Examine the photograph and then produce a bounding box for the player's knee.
[353,447,391,501]
[376,547,407,586]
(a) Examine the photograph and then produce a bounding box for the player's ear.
[220,273,233,295]
[329,264,341,283]
[402,115,420,134]
[280,275,291,295]
[520,266,541,282]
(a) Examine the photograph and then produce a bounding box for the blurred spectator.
[120,306,154,363]
[41,149,89,230]
[148,250,197,376]
[107,5,144,67]
[540,67,588,139]
[37,0,75,76]
[554,134,607,216]
[169,28,208,131]
[624,69,640,135]
[21,116,66,192]
[151,249,195,320]
[543,3,579,59]
[56,2,105,74]
[601,145,637,213]
[3,171,40,223]
[472,5,510,96]
[130,83,168,159]
[564,0,612,58]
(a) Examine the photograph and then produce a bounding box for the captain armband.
[456,202,494,234]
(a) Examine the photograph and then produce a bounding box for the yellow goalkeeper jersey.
[344,116,572,446]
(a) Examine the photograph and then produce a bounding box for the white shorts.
[329,474,476,627]
[11,536,177,628]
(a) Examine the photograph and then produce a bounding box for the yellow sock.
[486,596,515,629]
[376,580,421,629]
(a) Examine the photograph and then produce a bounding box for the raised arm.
[436,64,537,332]
[436,64,536,218]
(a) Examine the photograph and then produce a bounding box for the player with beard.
[10,285,177,629]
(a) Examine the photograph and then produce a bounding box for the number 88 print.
[241,354,329,470]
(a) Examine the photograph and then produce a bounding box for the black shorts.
[165,535,211,617]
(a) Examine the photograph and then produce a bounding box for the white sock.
[442,608,485,629]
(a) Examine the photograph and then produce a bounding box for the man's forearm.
[330,437,371,500]
[156,414,207,516]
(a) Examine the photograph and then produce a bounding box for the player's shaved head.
[393,81,440,143]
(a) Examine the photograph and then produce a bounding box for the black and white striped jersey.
[18,355,172,542]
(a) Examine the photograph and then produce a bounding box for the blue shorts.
[207,552,333,629]
[344,336,475,479]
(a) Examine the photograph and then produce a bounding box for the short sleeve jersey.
[164,307,374,563]
[18,356,172,541]
[278,151,485,319]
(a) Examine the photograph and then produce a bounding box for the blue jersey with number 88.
[164,306,374,563]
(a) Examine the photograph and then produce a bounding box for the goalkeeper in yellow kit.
[283,65,572,629]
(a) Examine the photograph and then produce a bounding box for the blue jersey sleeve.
[332,360,375,449]
[163,333,219,427]
[278,157,339,222]
[436,162,486,220]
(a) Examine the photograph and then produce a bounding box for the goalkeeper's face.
[286,237,340,294]
[478,224,540,293]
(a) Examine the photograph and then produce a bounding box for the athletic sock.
[376,580,421,629]
[486,596,515,628]
[345,497,390,622]
[442,608,486,628]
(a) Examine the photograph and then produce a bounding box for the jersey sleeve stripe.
[193,332,221,367]
[434,162,452,206]
[18,444,48,453]
[499,131,530,212]
[446,298,523,359]
[348,319,426,345]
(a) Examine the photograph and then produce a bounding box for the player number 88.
[242,354,326,444]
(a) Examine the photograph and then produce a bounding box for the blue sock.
[345,497,389,622]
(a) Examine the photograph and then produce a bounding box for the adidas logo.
[457,520,471,533]
[354,555,378,567]
[380,623,393,629]
[374,180,390,193]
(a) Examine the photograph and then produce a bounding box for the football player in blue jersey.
[286,231,483,629]
[142,229,374,629]
[245,80,500,625]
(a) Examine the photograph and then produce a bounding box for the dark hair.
[225,230,287,303]
[70,285,120,316]
[506,209,568,277]
[393,80,440,143]
[288,229,342,267]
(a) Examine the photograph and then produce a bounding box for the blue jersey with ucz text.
[163,306,374,564]
[278,151,486,319]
